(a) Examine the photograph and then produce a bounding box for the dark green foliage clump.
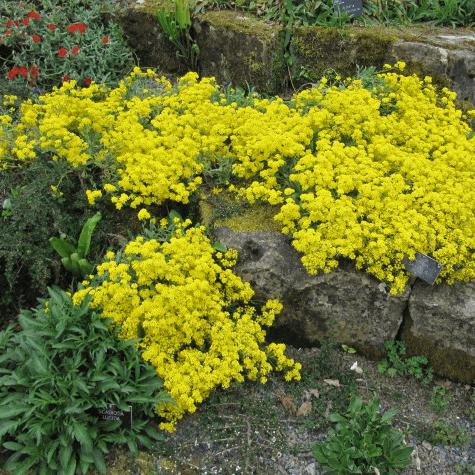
[0,287,173,475]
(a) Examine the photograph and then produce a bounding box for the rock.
[213,227,409,357]
[401,280,475,384]
[386,41,475,103]
[213,226,475,383]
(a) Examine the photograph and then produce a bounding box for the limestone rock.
[386,41,475,103]
[213,227,409,357]
[402,280,475,384]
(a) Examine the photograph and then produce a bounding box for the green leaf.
[145,425,165,441]
[70,419,93,451]
[77,212,102,258]
[212,242,227,252]
[3,441,24,451]
[0,419,21,438]
[91,448,106,474]
[49,237,77,259]
[59,445,73,470]
[349,396,363,414]
[78,258,93,276]
[381,407,399,422]
[0,405,28,419]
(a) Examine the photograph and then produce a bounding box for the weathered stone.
[213,227,409,357]
[386,41,475,103]
[401,280,475,384]
[194,11,285,94]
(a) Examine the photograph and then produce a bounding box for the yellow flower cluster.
[73,224,301,431]
[3,63,475,293]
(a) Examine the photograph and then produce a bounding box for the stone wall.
[119,5,475,105]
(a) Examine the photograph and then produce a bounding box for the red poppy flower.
[102,36,108,44]
[28,11,40,19]
[6,20,12,27]
[58,48,67,57]
[4,30,12,36]
[22,17,29,25]
[32,35,40,42]
[48,23,55,30]
[14,20,19,26]
[8,66,19,79]
[19,66,28,78]
[72,46,79,54]
[84,77,91,86]
[62,75,69,82]
[31,65,38,78]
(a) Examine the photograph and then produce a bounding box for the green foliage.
[422,418,472,447]
[429,385,453,415]
[455,461,475,474]
[49,211,102,277]
[377,340,433,385]
[0,0,134,100]
[311,394,414,474]
[156,0,200,70]
[0,287,173,475]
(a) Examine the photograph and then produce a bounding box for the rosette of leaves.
[0,287,174,475]
[312,395,414,475]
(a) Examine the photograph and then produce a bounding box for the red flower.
[68,23,86,33]
[19,66,28,78]
[31,65,38,78]
[32,35,40,42]
[102,36,108,44]
[72,46,79,55]
[84,77,91,86]
[8,66,19,79]
[29,81,34,86]
[62,75,69,82]
[22,17,29,26]
[6,20,12,27]
[58,48,67,57]
[14,20,19,26]
[27,11,40,19]
[48,23,55,30]
[4,31,12,36]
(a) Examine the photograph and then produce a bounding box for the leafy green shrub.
[0,0,134,99]
[377,340,433,385]
[0,154,118,329]
[0,287,173,475]
[312,394,414,475]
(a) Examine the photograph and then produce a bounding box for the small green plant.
[429,385,453,415]
[312,394,414,474]
[422,418,472,447]
[156,0,200,70]
[455,461,475,474]
[0,286,173,475]
[377,340,433,385]
[49,211,102,278]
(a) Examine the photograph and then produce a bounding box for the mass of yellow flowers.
[2,65,474,294]
[73,221,301,431]
[2,62,475,427]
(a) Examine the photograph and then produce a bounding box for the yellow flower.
[137,208,151,220]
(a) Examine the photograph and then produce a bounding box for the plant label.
[402,252,443,285]
[333,0,364,17]
[91,404,132,429]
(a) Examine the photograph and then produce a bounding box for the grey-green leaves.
[312,394,414,475]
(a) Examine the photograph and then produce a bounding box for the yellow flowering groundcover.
[2,65,474,294]
[2,63,475,427]
[73,220,301,431]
